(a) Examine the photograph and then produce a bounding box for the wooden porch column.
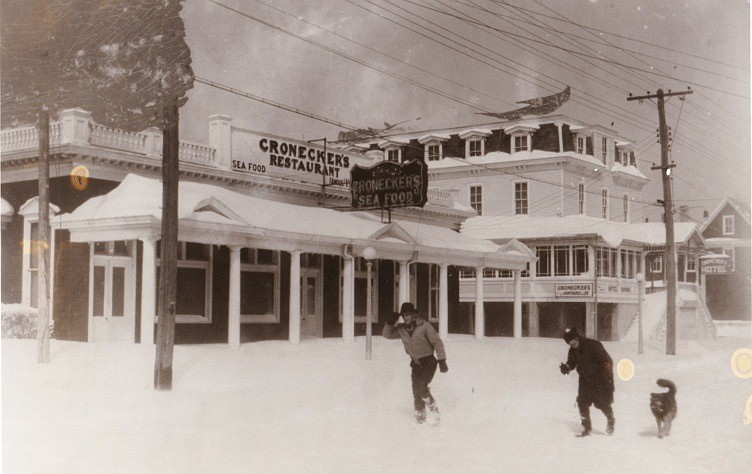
[140,237,157,345]
[528,302,539,337]
[228,246,241,349]
[513,270,522,338]
[439,263,448,339]
[342,255,355,343]
[398,260,409,307]
[474,266,484,339]
[289,250,302,345]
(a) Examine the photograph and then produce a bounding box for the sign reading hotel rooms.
[231,129,371,189]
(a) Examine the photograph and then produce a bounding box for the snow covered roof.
[457,128,492,139]
[417,133,451,144]
[426,150,606,171]
[699,196,752,233]
[610,162,648,180]
[461,214,702,248]
[1,198,13,217]
[58,174,535,268]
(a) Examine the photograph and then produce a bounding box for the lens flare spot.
[70,165,90,191]
[744,394,752,425]
[731,348,752,379]
[617,358,635,381]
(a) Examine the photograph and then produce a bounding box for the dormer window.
[378,138,409,163]
[503,124,538,155]
[577,136,586,154]
[601,136,608,164]
[418,134,450,162]
[615,141,633,165]
[386,147,400,163]
[513,135,529,153]
[459,129,492,159]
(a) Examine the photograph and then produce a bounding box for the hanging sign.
[350,159,428,210]
[555,283,593,297]
[700,255,733,274]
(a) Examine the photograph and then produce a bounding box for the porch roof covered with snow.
[460,214,704,249]
[1,197,13,228]
[57,174,534,269]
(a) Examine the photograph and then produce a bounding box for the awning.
[58,174,535,269]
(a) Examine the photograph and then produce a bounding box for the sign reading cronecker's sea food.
[231,129,372,189]
[350,159,428,210]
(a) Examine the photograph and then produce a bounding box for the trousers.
[411,355,438,410]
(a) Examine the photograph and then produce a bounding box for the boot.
[414,409,426,423]
[577,406,592,437]
[606,413,615,435]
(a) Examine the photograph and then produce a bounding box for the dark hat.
[563,327,579,343]
[399,302,417,316]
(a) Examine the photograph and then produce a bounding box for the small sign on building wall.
[555,283,593,297]
[700,255,733,274]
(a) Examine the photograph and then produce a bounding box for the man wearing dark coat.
[559,327,615,437]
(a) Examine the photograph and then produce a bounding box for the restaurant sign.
[555,283,593,297]
[350,159,428,210]
[700,255,733,274]
[230,129,373,189]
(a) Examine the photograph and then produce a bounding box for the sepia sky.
[179,0,750,222]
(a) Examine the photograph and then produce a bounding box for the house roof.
[700,196,752,233]
[58,174,535,269]
[461,214,702,248]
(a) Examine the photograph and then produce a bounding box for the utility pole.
[37,105,51,364]
[628,88,692,355]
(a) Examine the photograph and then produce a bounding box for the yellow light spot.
[744,394,752,425]
[617,358,635,381]
[70,165,90,191]
[731,348,752,379]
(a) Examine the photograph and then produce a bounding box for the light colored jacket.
[383,317,446,363]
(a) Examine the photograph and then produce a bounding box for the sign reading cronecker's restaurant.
[350,159,428,210]
[555,283,593,297]
[230,129,372,189]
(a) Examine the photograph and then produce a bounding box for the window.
[578,183,586,215]
[470,185,483,215]
[577,136,585,154]
[573,245,588,275]
[596,246,618,277]
[601,189,609,219]
[650,256,663,274]
[536,247,552,277]
[513,135,529,153]
[429,264,440,321]
[619,249,640,278]
[685,256,697,283]
[723,215,735,235]
[554,245,569,276]
[468,139,483,157]
[515,182,528,215]
[157,241,212,323]
[240,248,280,323]
[623,194,630,222]
[722,247,736,272]
[386,148,400,163]
[601,136,608,163]
[427,143,441,161]
[27,222,41,307]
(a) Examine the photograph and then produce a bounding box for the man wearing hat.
[559,327,615,437]
[383,302,448,424]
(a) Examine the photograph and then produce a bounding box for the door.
[300,270,322,338]
[90,256,135,342]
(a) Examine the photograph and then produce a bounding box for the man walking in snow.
[559,327,615,437]
[383,302,448,424]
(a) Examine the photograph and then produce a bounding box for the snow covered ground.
[2,329,751,473]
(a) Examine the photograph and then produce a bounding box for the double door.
[89,256,135,342]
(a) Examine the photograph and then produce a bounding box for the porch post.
[342,255,355,343]
[398,260,409,306]
[228,246,242,349]
[513,270,522,338]
[140,237,157,344]
[289,250,302,345]
[439,263,448,339]
[474,266,484,339]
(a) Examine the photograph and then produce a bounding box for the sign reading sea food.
[231,129,371,189]
[350,159,428,210]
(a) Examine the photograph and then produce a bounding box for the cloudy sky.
[179,0,750,221]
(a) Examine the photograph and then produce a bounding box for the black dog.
[650,379,677,438]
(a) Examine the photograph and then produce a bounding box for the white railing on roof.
[1,108,215,167]
[427,188,452,207]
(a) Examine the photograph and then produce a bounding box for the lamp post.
[363,246,377,360]
[636,272,645,355]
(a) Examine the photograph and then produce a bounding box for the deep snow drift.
[2,329,751,473]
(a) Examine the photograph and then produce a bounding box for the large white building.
[343,114,714,341]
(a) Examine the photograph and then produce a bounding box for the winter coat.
[565,336,614,407]
[383,317,446,364]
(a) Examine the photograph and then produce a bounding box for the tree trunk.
[37,106,51,364]
[154,103,179,390]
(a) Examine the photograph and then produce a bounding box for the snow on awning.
[461,214,701,248]
[1,197,13,227]
[58,174,534,269]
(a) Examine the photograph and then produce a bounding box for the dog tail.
[656,378,676,394]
